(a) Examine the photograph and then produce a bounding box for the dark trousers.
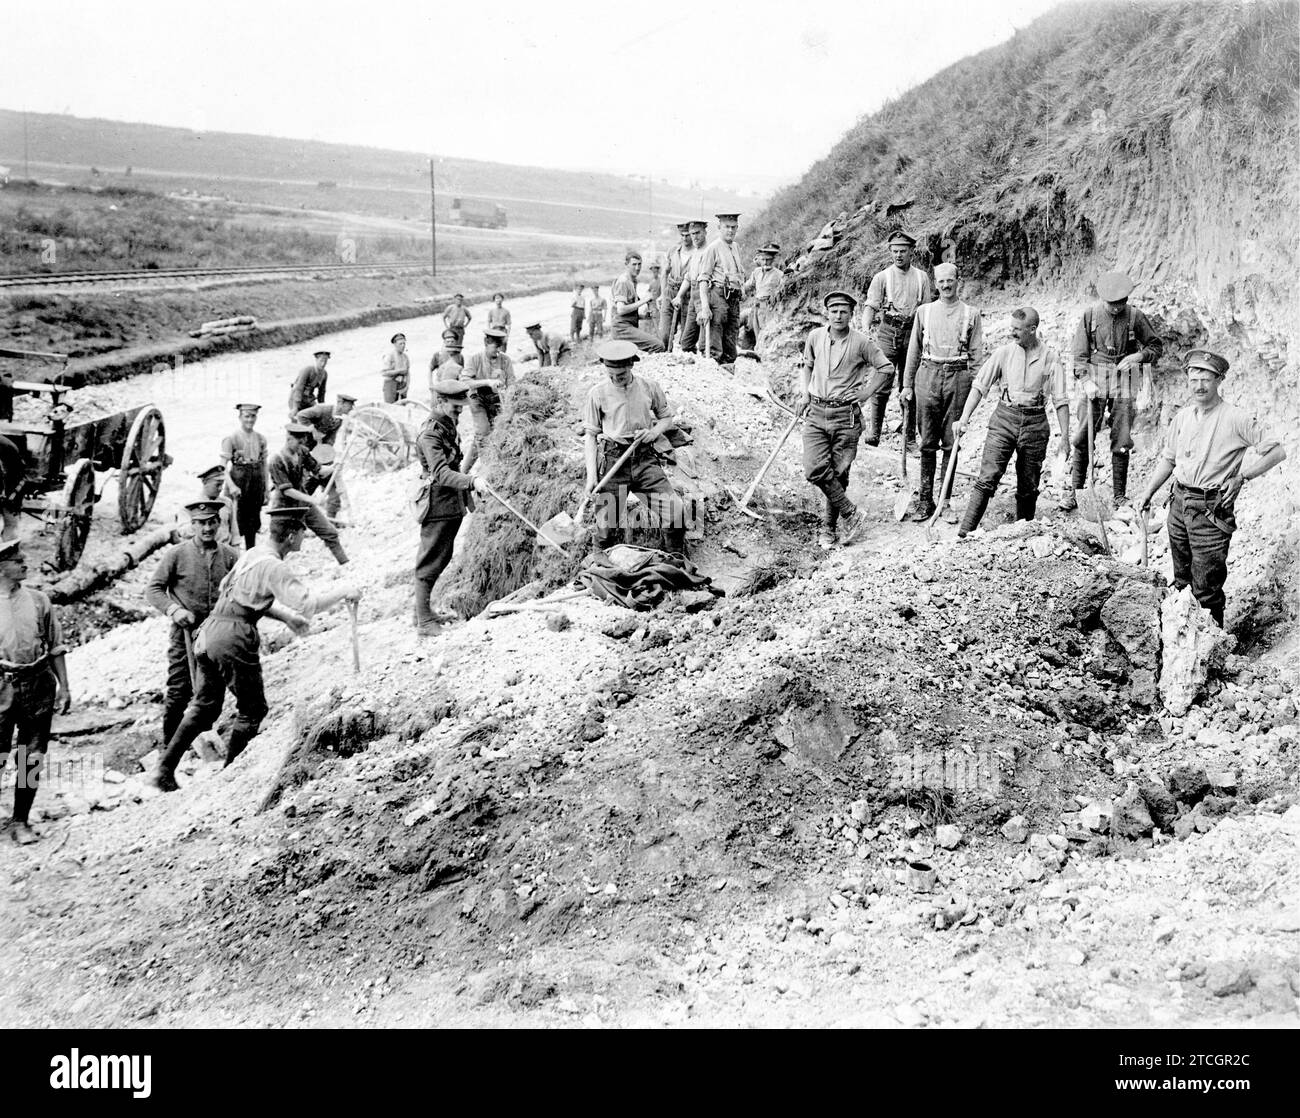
[230,464,265,550]
[916,361,973,503]
[802,402,863,526]
[659,291,680,348]
[570,308,585,340]
[866,337,914,442]
[959,402,1049,533]
[592,446,685,553]
[612,317,667,353]
[678,295,702,353]
[163,622,199,747]
[1,673,54,823]
[1071,392,1135,496]
[1167,484,1233,626]
[704,289,742,365]
[161,618,269,773]
[446,324,467,346]
[304,473,342,519]
[414,515,463,625]
[301,500,347,562]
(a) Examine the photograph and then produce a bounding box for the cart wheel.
[342,407,408,473]
[118,405,167,533]
[54,457,96,570]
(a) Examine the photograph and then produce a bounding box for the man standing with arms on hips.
[900,261,983,521]
[1063,270,1163,510]
[695,212,746,373]
[795,290,896,549]
[1134,349,1284,627]
[0,538,71,844]
[443,294,472,346]
[952,307,1069,537]
[570,282,587,343]
[864,231,934,449]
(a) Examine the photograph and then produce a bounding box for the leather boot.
[414,577,437,628]
[1070,447,1088,492]
[1111,452,1129,502]
[958,490,990,537]
[910,454,937,520]
[1016,491,1039,521]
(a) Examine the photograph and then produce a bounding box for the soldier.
[570,282,587,342]
[0,433,22,541]
[196,465,237,546]
[268,423,349,564]
[460,327,515,473]
[900,262,984,521]
[486,292,512,342]
[144,506,360,792]
[443,293,472,346]
[428,329,466,403]
[413,380,491,636]
[288,350,329,417]
[221,403,268,551]
[295,393,356,520]
[588,286,607,340]
[696,212,746,372]
[145,500,239,748]
[673,220,709,354]
[660,221,692,349]
[644,262,662,336]
[582,340,687,555]
[795,290,896,549]
[611,252,667,353]
[1063,271,1163,510]
[952,307,1069,537]
[521,320,572,367]
[381,332,411,402]
[742,242,783,351]
[1135,350,1285,627]
[864,231,934,448]
[0,538,72,844]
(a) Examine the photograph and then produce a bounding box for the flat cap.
[823,290,859,309]
[1096,271,1134,301]
[759,243,780,254]
[184,499,224,520]
[285,422,315,436]
[266,506,307,524]
[441,329,460,342]
[715,212,741,221]
[649,261,661,270]
[887,230,916,248]
[688,219,708,231]
[0,539,22,561]
[336,393,357,404]
[523,320,542,331]
[235,402,261,412]
[933,262,958,280]
[390,333,406,344]
[430,379,470,398]
[675,220,692,231]
[483,327,508,341]
[1186,349,1230,376]
[596,339,641,365]
[311,444,336,465]
[452,292,465,299]
[312,349,331,358]
[196,464,225,480]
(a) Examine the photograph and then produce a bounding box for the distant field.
[0,110,764,242]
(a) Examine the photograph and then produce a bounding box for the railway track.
[0,258,616,290]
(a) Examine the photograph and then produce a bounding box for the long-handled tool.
[893,427,915,521]
[538,437,644,547]
[704,320,712,363]
[727,409,802,520]
[1139,507,1149,569]
[480,479,568,554]
[486,590,589,617]
[926,432,962,542]
[346,600,360,673]
[1085,396,1111,555]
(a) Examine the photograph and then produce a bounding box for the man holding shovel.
[796,290,895,549]
[581,340,687,555]
[413,380,491,636]
[1134,349,1284,627]
[900,262,983,522]
[145,500,239,749]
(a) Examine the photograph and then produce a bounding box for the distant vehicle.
[449,196,507,229]
[317,180,338,190]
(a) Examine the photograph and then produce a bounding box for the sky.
[1,0,1065,195]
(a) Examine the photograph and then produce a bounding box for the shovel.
[926,432,961,543]
[480,479,569,554]
[1084,395,1111,555]
[538,437,644,547]
[1140,507,1149,569]
[346,600,360,673]
[893,426,914,521]
[728,408,803,520]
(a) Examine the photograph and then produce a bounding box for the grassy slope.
[746,1,1298,329]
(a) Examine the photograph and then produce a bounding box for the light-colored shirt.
[381,348,411,380]
[0,586,64,713]
[487,306,512,331]
[529,331,569,364]
[973,341,1067,408]
[218,546,317,618]
[1158,400,1280,490]
[903,300,985,389]
[462,351,515,388]
[581,375,670,440]
[444,304,471,328]
[588,297,606,322]
[612,271,640,321]
[219,429,267,467]
[696,239,745,288]
[866,265,934,317]
[802,327,894,400]
[746,265,783,300]
[664,244,688,287]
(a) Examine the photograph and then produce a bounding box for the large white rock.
[1158,588,1234,716]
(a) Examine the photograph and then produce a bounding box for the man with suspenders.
[864,231,934,449]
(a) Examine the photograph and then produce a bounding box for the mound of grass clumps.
[438,370,586,618]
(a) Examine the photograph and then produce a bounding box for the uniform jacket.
[416,414,474,522]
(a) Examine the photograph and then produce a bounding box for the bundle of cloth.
[578,545,719,611]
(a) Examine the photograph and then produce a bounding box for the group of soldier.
[0,225,1286,842]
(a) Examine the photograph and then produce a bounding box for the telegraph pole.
[428,157,437,278]
[23,110,30,179]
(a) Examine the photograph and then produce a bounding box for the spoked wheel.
[53,457,96,570]
[341,407,409,473]
[118,405,167,533]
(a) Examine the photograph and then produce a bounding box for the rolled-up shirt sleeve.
[581,389,603,436]
[265,564,317,618]
[41,595,68,658]
[1045,347,1068,409]
[972,351,1001,397]
[1238,411,1281,458]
